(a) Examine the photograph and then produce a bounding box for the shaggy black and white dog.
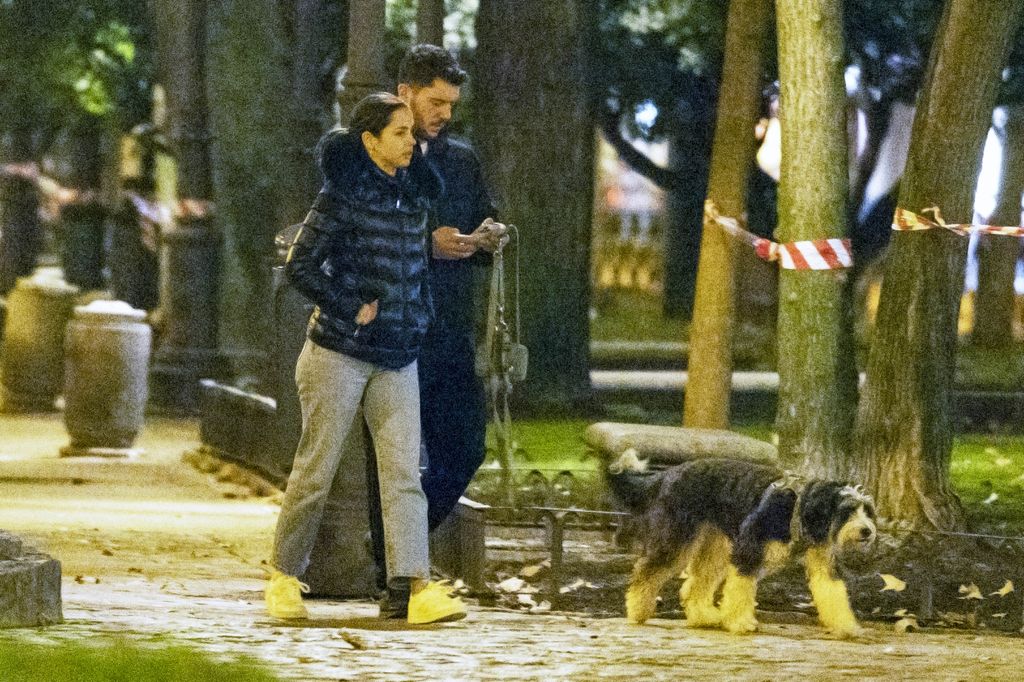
[606,451,876,638]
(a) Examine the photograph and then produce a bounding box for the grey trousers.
[272,339,429,582]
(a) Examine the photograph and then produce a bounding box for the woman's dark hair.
[349,92,410,137]
[398,44,468,87]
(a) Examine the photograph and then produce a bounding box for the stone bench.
[0,529,63,628]
[584,422,778,467]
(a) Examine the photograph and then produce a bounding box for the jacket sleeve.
[284,207,362,321]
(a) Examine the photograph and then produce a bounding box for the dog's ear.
[799,481,845,544]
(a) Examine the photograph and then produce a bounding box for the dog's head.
[799,481,876,554]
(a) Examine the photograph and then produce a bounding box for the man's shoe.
[265,571,310,619]
[378,584,410,620]
[407,580,467,625]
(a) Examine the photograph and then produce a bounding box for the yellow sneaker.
[407,580,467,625]
[265,571,310,619]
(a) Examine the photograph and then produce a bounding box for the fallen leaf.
[958,583,984,600]
[879,574,907,592]
[337,631,367,650]
[991,613,1008,619]
[982,492,998,505]
[559,578,586,594]
[519,561,549,579]
[74,575,100,584]
[994,456,1011,467]
[894,608,911,617]
[517,593,537,608]
[983,447,999,456]
[101,549,114,556]
[990,580,1014,597]
[497,577,526,593]
[894,617,918,634]
[529,600,552,614]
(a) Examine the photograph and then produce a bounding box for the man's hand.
[355,299,378,325]
[471,218,508,253]
[433,226,478,259]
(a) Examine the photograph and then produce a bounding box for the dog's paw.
[684,604,721,629]
[829,624,869,640]
[723,615,758,634]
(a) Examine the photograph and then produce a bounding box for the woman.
[266,92,466,625]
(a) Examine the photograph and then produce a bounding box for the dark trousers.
[367,334,487,588]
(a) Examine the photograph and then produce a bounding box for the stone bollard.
[0,529,62,628]
[61,300,151,457]
[0,269,80,412]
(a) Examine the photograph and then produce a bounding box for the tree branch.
[596,101,680,190]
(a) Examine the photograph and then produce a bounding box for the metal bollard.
[0,269,79,412]
[61,300,151,457]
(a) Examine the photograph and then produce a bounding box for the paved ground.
[2,412,1023,681]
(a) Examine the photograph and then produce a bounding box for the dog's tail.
[604,448,662,513]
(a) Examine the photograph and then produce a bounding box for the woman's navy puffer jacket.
[285,128,443,369]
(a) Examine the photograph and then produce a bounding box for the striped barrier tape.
[893,207,1024,237]
[704,200,853,271]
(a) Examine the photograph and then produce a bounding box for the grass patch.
[590,290,686,343]
[0,639,278,682]
[485,418,1024,531]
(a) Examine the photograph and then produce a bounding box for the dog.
[606,450,876,638]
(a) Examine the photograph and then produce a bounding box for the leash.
[480,225,521,504]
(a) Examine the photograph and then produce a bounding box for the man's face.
[399,78,461,140]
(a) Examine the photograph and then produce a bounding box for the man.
[368,44,504,618]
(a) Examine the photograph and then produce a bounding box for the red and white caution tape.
[893,207,1024,237]
[704,200,853,271]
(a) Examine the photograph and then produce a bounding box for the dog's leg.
[718,564,759,634]
[680,530,730,628]
[626,551,687,625]
[805,545,863,638]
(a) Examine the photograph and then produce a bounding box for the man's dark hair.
[349,92,410,137]
[397,44,468,88]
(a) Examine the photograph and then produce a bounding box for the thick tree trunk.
[662,130,710,320]
[337,0,387,122]
[973,105,1024,348]
[206,0,313,362]
[854,0,1024,529]
[773,0,855,475]
[288,0,347,213]
[474,0,595,409]
[683,0,773,428]
[417,0,445,46]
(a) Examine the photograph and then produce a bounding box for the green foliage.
[0,638,279,682]
[0,0,152,147]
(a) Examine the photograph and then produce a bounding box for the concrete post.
[62,300,151,457]
[0,270,79,412]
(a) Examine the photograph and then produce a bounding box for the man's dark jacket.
[285,129,443,370]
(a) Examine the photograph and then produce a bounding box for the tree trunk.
[337,0,387,122]
[288,0,348,214]
[474,0,595,409]
[206,0,314,364]
[973,105,1024,348]
[854,0,1024,529]
[683,0,773,429]
[772,0,855,475]
[417,0,445,46]
[662,129,710,319]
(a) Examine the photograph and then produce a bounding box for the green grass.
[0,639,279,682]
[485,418,1024,530]
[590,290,687,343]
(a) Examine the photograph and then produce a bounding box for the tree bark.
[854,0,1024,529]
[474,0,596,409]
[972,105,1024,348]
[683,0,773,429]
[772,0,855,475]
[417,0,445,46]
[337,0,387,122]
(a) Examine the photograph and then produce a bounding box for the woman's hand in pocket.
[355,299,378,325]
